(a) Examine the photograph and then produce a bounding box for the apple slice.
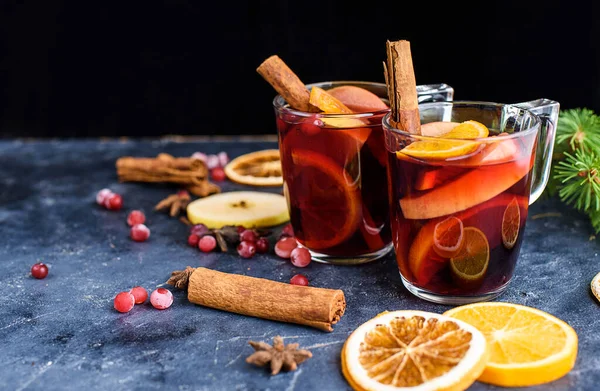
[326,85,388,113]
[421,121,460,137]
[400,157,532,219]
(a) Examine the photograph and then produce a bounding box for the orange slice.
[341,310,488,391]
[444,302,578,387]
[408,222,446,286]
[398,139,480,160]
[224,149,283,187]
[501,197,520,249]
[290,149,361,250]
[591,271,600,302]
[309,86,353,114]
[433,216,465,258]
[443,120,489,139]
[449,227,490,288]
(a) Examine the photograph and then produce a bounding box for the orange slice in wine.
[450,227,490,288]
[433,216,465,258]
[501,197,521,249]
[290,149,361,250]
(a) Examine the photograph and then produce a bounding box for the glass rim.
[272,80,390,119]
[382,101,541,141]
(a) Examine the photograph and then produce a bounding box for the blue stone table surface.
[1,138,599,391]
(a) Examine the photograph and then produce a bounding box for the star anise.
[246,336,312,375]
[154,190,191,217]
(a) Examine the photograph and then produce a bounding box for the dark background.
[1,0,598,139]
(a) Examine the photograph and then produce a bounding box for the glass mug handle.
[515,99,560,205]
[416,83,454,103]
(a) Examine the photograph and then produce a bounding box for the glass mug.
[274,81,454,265]
[383,99,559,304]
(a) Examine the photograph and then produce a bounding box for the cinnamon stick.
[116,155,208,185]
[384,40,421,134]
[257,55,319,112]
[167,267,346,332]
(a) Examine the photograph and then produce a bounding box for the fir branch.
[554,149,600,212]
[589,209,600,234]
[555,108,600,154]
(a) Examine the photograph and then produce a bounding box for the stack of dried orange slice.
[224,149,283,187]
[342,303,578,390]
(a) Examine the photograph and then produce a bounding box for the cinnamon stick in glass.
[256,55,319,112]
[384,40,421,135]
[167,267,346,332]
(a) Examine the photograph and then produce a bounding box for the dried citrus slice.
[501,197,520,249]
[342,310,488,391]
[398,139,479,160]
[449,227,489,287]
[591,271,600,302]
[433,216,465,258]
[224,149,283,187]
[290,149,361,250]
[443,120,489,139]
[444,302,578,387]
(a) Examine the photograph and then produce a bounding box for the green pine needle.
[589,209,600,234]
[555,108,600,154]
[554,149,600,212]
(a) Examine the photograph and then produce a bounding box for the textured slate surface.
[0,139,598,391]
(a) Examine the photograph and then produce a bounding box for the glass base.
[400,274,510,305]
[308,243,393,265]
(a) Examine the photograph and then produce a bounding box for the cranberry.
[96,188,113,205]
[130,224,150,242]
[31,262,48,279]
[129,286,148,304]
[255,237,269,254]
[217,151,229,167]
[236,225,246,234]
[114,291,135,313]
[105,193,123,211]
[290,247,312,267]
[198,235,217,252]
[177,189,190,198]
[190,224,209,237]
[150,288,173,310]
[239,229,258,243]
[237,240,256,259]
[275,237,298,259]
[188,234,200,247]
[211,167,226,182]
[290,274,309,286]
[206,154,220,169]
[281,223,294,238]
[191,152,208,163]
[127,210,146,226]
[300,116,323,136]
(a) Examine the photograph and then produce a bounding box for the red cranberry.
[177,189,190,198]
[290,274,309,286]
[31,262,48,279]
[281,223,294,238]
[190,224,209,237]
[236,225,246,234]
[96,188,113,205]
[150,288,173,310]
[206,154,220,169]
[198,235,217,252]
[188,234,200,247]
[255,238,269,254]
[275,237,298,259]
[237,240,256,259]
[290,247,312,267]
[105,193,123,211]
[114,291,135,313]
[217,151,229,167]
[239,229,258,243]
[130,224,150,242]
[211,167,226,182]
[129,286,148,304]
[300,116,323,136]
[191,152,208,163]
[127,210,146,226]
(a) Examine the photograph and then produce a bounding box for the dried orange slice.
[224,149,283,187]
[449,227,489,287]
[342,310,488,391]
[433,216,465,258]
[501,197,520,249]
[445,302,578,387]
[591,271,600,302]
